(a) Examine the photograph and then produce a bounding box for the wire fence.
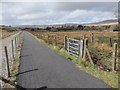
[31,31,119,71]
[1,31,23,78]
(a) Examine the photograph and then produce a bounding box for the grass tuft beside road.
[50,45,118,88]
[10,43,22,78]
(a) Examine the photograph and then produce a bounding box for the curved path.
[17,32,111,89]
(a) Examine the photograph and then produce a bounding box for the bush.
[113,25,120,31]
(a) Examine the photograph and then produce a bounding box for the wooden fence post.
[17,35,18,47]
[79,40,83,57]
[83,38,88,60]
[54,35,57,46]
[86,48,94,65]
[52,35,54,45]
[47,35,50,44]
[18,34,20,45]
[41,34,42,39]
[82,38,94,65]
[112,43,118,71]
[11,40,14,59]
[82,35,85,58]
[82,35,85,40]
[17,35,19,47]
[85,38,94,65]
[4,46,10,77]
[109,37,112,47]
[16,36,18,48]
[15,37,17,49]
[90,33,94,43]
[82,39,84,58]
[67,38,70,53]
[64,36,67,50]
[86,38,89,48]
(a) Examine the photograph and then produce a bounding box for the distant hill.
[94,19,117,23]
[52,19,118,27]
[82,19,118,26]
[7,19,118,28]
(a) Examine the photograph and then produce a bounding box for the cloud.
[1,0,119,2]
[55,2,117,12]
[60,9,115,23]
[1,2,118,25]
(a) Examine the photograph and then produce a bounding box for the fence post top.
[84,38,88,41]
[114,43,117,45]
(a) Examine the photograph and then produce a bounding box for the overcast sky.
[0,1,118,25]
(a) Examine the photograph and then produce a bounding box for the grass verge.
[10,41,22,82]
[49,45,118,89]
[29,32,118,89]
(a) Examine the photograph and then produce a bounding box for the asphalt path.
[17,32,111,89]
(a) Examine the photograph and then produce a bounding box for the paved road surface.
[17,32,111,88]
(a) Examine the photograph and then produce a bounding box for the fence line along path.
[1,31,22,78]
[17,31,111,88]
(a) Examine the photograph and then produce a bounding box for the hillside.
[82,19,118,26]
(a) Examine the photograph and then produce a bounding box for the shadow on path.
[16,68,38,76]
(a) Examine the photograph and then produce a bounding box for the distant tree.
[77,25,84,30]
[113,25,120,31]
[46,27,51,30]
[31,28,35,31]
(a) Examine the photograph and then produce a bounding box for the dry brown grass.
[0,29,16,39]
[30,30,118,50]
[82,22,118,26]
[31,30,118,37]
[91,42,113,51]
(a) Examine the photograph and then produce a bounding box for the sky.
[0,0,119,25]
